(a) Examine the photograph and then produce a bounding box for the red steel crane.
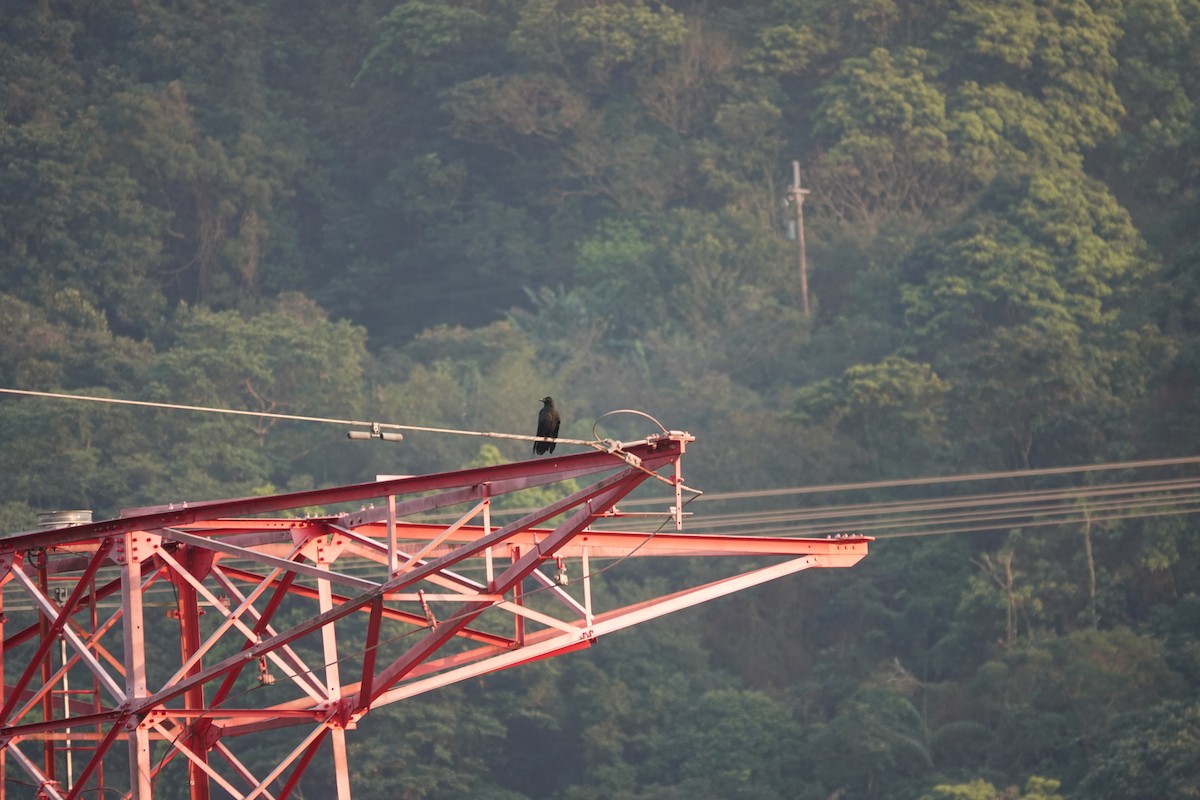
[0,431,870,799]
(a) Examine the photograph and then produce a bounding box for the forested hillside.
[2,0,1199,797]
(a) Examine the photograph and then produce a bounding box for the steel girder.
[0,432,870,799]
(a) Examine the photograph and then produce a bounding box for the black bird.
[534,396,560,455]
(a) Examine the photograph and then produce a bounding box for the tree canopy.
[2,0,1199,797]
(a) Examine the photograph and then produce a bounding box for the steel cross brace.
[0,433,871,799]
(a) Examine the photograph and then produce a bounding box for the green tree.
[0,290,154,516]
[966,628,1186,774]
[653,688,803,800]
[811,47,963,226]
[359,1,492,83]
[104,82,304,311]
[464,443,580,513]
[1142,234,1200,460]
[508,0,688,85]
[901,169,1155,468]
[0,4,168,336]
[1077,701,1200,800]
[792,355,949,477]
[810,685,933,797]
[1107,0,1200,204]
[309,691,513,800]
[143,294,370,501]
[921,775,1064,800]
[944,0,1124,157]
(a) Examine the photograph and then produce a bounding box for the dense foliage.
[2,0,1199,797]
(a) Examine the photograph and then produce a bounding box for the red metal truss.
[0,431,870,799]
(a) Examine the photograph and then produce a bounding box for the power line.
[620,454,1200,506]
[643,478,1200,530]
[0,387,586,448]
[444,458,1200,534]
[0,387,705,501]
[588,458,1200,540]
[7,385,1192,502]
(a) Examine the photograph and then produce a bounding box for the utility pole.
[789,160,811,317]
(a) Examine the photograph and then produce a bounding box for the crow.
[534,396,560,455]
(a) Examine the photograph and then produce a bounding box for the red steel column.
[1,578,5,800]
[175,546,211,800]
[119,533,152,798]
[316,556,352,800]
[89,577,105,796]
[37,556,56,789]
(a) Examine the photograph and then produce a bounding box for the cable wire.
[0,387,589,449]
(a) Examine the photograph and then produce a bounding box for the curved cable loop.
[591,408,669,442]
